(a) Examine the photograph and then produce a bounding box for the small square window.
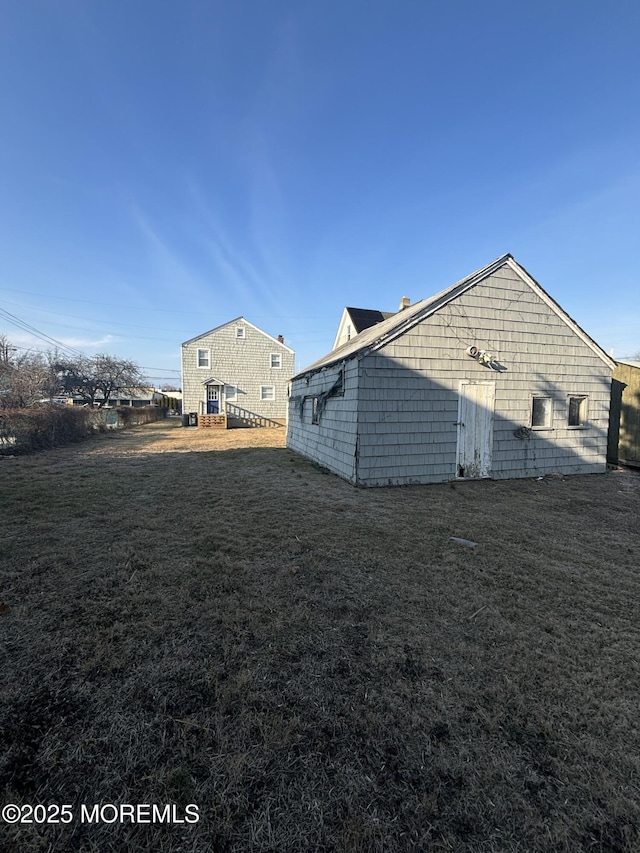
[531,396,552,429]
[312,397,319,424]
[197,349,210,368]
[568,395,588,427]
[236,327,245,339]
[261,385,275,401]
[270,353,282,369]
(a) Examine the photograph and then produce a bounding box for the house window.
[531,395,553,429]
[261,386,275,401]
[346,324,351,341]
[312,397,319,424]
[197,349,210,368]
[568,395,588,427]
[235,327,245,339]
[225,385,237,402]
[270,353,282,369]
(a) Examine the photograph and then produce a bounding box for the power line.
[140,366,180,373]
[0,286,337,321]
[1,310,183,375]
[0,307,85,357]
[1,301,192,335]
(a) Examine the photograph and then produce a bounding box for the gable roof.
[294,254,615,379]
[199,375,227,386]
[182,317,295,353]
[346,307,395,334]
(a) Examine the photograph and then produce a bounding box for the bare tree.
[55,354,146,406]
[0,335,16,365]
[0,341,57,408]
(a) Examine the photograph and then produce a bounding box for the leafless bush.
[0,406,92,454]
[0,339,57,409]
[115,406,167,426]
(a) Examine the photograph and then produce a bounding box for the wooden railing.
[225,404,284,429]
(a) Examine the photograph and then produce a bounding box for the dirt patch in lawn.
[1,420,639,852]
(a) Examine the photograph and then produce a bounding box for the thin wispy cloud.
[185,175,283,318]
[127,201,209,297]
[0,3,637,372]
[5,332,116,352]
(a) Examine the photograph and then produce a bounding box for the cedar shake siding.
[182,318,294,424]
[287,256,614,486]
[287,360,360,483]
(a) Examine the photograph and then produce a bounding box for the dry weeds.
[1,420,639,852]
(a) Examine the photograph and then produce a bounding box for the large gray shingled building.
[181,318,294,425]
[287,254,614,486]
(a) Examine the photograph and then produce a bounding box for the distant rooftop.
[346,307,395,334]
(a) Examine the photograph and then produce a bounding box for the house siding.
[608,361,640,467]
[181,320,294,421]
[355,267,611,485]
[286,360,359,483]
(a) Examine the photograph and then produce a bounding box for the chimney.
[399,296,410,311]
[277,334,284,344]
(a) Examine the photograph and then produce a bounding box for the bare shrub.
[115,406,135,427]
[115,406,167,426]
[0,406,91,454]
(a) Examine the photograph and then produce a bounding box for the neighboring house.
[69,389,158,407]
[153,389,182,412]
[181,318,294,425]
[287,254,615,486]
[333,306,397,350]
[111,389,157,407]
[608,360,640,468]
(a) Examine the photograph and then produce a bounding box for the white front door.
[456,381,495,479]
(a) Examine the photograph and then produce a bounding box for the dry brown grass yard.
[1,420,640,852]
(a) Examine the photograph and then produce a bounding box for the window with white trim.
[197,349,210,368]
[531,395,552,429]
[225,385,237,402]
[261,385,275,401]
[568,395,588,427]
[270,353,282,369]
[235,327,245,339]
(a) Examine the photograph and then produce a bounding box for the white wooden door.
[456,381,495,478]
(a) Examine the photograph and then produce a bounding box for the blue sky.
[1,0,638,384]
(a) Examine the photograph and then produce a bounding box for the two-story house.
[181,318,294,426]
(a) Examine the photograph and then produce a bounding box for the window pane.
[197,349,209,368]
[532,396,551,428]
[271,354,281,368]
[568,396,586,426]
